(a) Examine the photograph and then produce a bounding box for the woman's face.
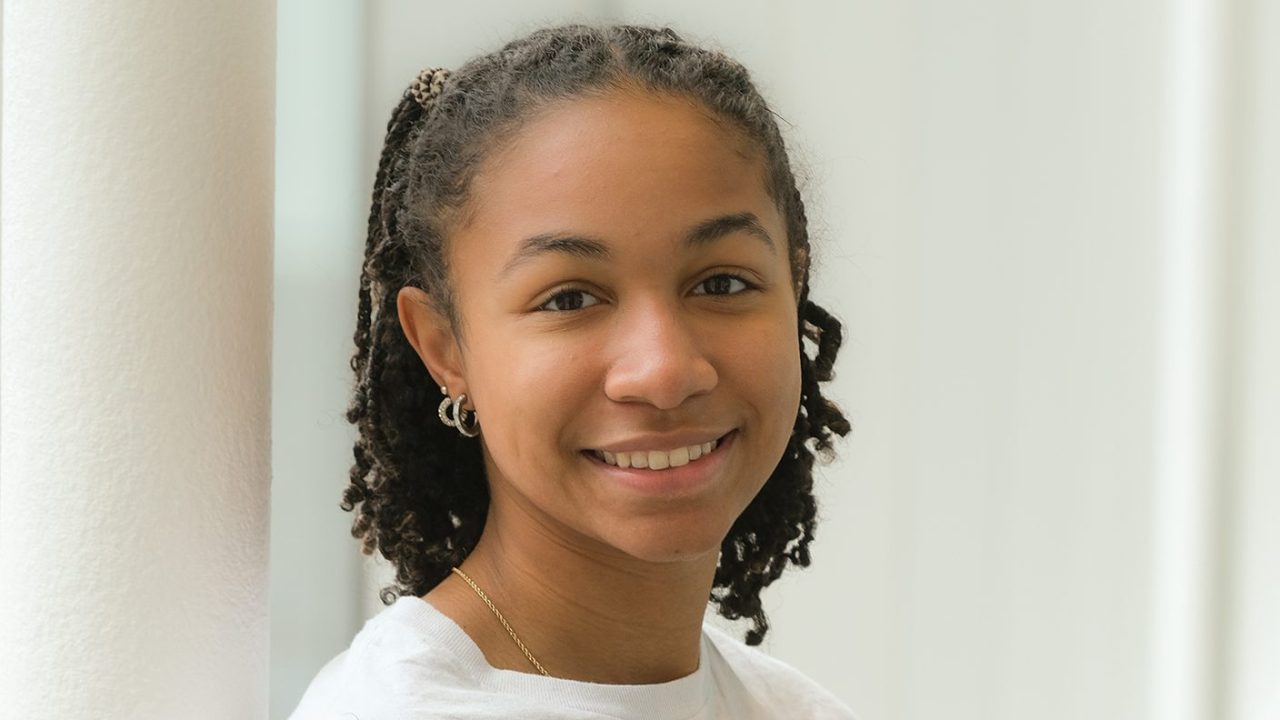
[408,90,801,565]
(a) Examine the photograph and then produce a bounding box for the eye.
[536,287,602,312]
[691,273,754,296]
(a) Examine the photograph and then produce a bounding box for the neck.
[426,495,719,684]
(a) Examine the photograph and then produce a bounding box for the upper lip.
[588,429,733,454]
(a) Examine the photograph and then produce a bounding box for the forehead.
[452,90,776,251]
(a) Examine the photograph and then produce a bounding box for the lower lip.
[582,430,737,497]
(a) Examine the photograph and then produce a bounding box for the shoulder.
[286,598,478,720]
[286,649,376,720]
[702,622,860,720]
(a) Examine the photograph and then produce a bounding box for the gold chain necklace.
[450,566,549,676]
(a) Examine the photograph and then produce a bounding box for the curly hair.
[340,22,851,646]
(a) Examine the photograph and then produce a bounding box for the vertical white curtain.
[0,1,275,718]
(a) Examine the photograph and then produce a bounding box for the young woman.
[290,22,855,719]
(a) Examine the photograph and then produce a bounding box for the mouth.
[582,430,736,470]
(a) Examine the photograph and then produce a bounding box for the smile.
[586,433,730,470]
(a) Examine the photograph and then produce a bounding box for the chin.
[602,520,730,565]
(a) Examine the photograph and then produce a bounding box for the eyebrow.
[497,211,776,279]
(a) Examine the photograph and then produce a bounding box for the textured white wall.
[0,1,275,718]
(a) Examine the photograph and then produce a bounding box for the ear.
[396,286,468,397]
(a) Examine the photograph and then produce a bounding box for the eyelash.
[535,273,758,313]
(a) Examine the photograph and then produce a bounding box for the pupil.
[557,292,583,311]
[707,277,731,294]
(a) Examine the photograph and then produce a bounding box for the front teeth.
[596,440,718,469]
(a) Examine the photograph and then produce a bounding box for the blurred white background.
[269,1,1279,719]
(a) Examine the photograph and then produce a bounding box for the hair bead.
[409,67,450,112]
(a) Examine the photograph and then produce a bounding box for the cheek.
[720,315,802,432]
[468,332,598,462]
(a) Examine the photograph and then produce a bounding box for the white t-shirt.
[288,595,857,719]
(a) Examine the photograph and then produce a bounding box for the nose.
[603,299,718,410]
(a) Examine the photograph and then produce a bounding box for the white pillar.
[0,2,275,718]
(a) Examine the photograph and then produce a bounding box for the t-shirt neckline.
[391,594,714,718]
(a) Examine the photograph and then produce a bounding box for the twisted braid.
[343,70,488,586]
